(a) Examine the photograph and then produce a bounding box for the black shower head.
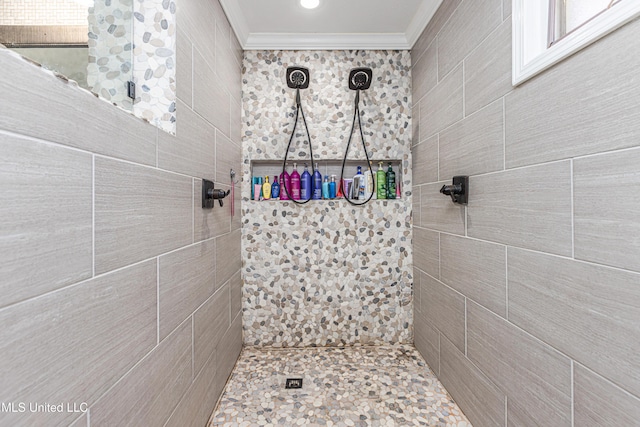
[286,66,310,89]
[349,67,373,90]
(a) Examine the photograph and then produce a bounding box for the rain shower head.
[286,66,310,89]
[349,67,372,90]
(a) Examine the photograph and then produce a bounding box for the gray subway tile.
[0,261,156,427]
[420,182,466,235]
[411,102,420,146]
[439,99,504,178]
[411,0,463,64]
[574,148,640,273]
[502,0,512,19]
[230,95,242,146]
[440,336,506,427]
[164,343,220,427]
[420,64,463,139]
[159,239,216,340]
[414,308,440,376]
[413,227,439,279]
[159,99,215,179]
[229,270,242,322]
[412,41,437,104]
[412,134,438,185]
[508,247,640,397]
[413,269,422,314]
[465,19,512,115]
[193,47,230,136]
[176,0,216,65]
[422,274,465,353]
[216,24,241,104]
[216,228,242,286]
[94,157,192,273]
[505,19,640,168]
[216,130,241,185]
[467,161,572,256]
[412,187,421,227]
[438,0,502,78]
[0,134,92,309]
[574,364,640,427]
[176,29,193,106]
[440,234,506,317]
[0,51,157,167]
[194,284,230,375]
[91,319,192,427]
[467,301,572,426]
[215,312,243,390]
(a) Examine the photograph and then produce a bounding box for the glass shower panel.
[0,0,134,111]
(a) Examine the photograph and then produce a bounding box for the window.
[512,0,640,85]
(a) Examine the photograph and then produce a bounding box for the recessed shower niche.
[248,159,405,201]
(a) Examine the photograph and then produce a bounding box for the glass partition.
[0,0,134,111]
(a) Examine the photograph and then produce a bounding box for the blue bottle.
[301,163,312,201]
[322,176,330,199]
[329,174,337,199]
[271,175,280,199]
[312,163,322,200]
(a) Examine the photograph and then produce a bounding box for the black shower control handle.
[202,179,229,209]
[439,176,469,205]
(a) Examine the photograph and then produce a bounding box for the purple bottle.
[280,168,290,200]
[290,162,301,200]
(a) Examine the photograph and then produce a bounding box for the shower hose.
[339,89,375,206]
[281,88,316,204]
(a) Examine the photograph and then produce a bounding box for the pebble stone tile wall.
[88,0,176,133]
[209,345,471,426]
[242,50,413,347]
[132,0,176,133]
[87,0,134,111]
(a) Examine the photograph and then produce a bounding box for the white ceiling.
[219,0,443,50]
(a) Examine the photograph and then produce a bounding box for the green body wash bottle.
[386,163,396,199]
[376,162,387,199]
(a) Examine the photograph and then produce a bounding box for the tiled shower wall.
[241,50,413,347]
[0,0,242,425]
[412,1,640,426]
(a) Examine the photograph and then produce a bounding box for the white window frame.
[512,0,640,85]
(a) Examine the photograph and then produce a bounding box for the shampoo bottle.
[329,174,337,199]
[271,175,280,199]
[365,163,374,200]
[376,162,387,199]
[280,168,290,200]
[312,163,322,200]
[322,176,330,199]
[354,166,366,200]
[290,162,301,200]
[386,163,396,199]
[301,163,312,201]
[262,176,271,200]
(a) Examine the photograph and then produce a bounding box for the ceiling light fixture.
[300,0,319,9]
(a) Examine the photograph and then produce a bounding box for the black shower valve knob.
[202,179,229,209]
[440,176,469,205]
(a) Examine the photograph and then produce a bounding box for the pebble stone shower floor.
[208,345,471,427]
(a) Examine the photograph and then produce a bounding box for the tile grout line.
[157,258,160,345]
[502,96,506,170]
[505,246,509,320]
[570,159,575,259]
[571,360,575,427]
[92,155,95,277]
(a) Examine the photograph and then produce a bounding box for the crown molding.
[219,0,250,47]
[405,0,443,48]
[243,33,411,50]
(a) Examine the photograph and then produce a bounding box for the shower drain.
[285,378,303,389]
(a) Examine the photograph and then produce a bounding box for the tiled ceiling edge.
[243,33,411,50]
[219,0,250,48]
[405,0,444,48]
